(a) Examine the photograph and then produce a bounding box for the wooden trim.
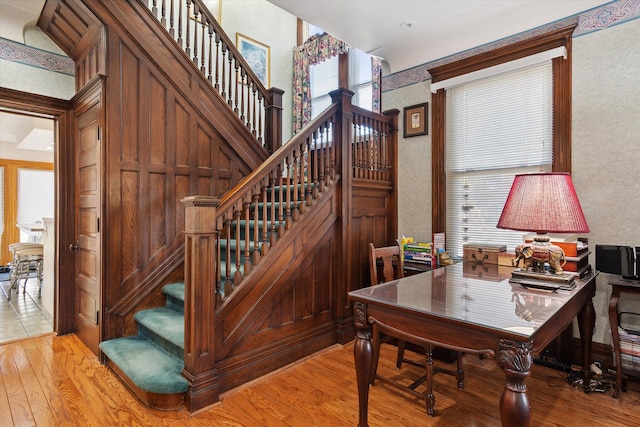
[0,159,54,265]
[431,89,446,234]
[0,86,74,334]
[552,34,573,173]
[428,26,575,236]
[429,25,576,83]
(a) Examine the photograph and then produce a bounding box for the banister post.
[329,87,355,344]
[181,195,221,411]
[266,87,284,154]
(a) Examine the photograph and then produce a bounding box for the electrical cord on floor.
[564,362,622,397]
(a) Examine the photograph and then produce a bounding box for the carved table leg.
[578,297,596,393]
[498,339,533,427]
[353,302,373,427]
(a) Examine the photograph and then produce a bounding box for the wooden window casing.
[428,25,576,234]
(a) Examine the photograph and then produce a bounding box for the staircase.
[36,0,397,414]
[99,183,298,409]
[99,283,188,409]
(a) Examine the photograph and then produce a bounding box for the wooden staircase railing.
[189,101,340,308]
[142,0,283,152]
[181,89,398,410]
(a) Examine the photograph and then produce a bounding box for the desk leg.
[577,297,595,393]
[498,339,533,427]
[608,287,622,393]
[354,302,373,427]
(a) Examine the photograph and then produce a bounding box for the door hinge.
[97,125,101,142]
[96,217,100,232]
[96,310,100,325]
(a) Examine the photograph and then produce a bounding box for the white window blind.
[445,61,553,258]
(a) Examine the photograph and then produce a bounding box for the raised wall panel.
[121,43,140,162]
[149,173,167,257]
[121,170,139,280]
[174,102,190,166]
[197,125,213,169]
[149,75,167,164]
[174,176,190,235]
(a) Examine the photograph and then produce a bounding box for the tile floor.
[0,275,53,344]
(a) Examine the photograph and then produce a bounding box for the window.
[445,62,553,257]
[429,26,575,257]
[17,168,54,241]
[309,49,374,119]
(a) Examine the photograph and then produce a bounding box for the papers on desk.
[509,277,576,292]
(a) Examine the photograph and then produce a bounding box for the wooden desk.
[608,275,640,394]
[349,263,598,427]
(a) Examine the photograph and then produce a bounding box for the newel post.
[181,195,221,411]
[266,87,284,154]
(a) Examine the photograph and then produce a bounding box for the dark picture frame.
[403,102,428,138]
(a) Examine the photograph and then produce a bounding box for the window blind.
[445,61,553,258]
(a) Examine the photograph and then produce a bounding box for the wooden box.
[463,261,514,281]
[463,243,506,265]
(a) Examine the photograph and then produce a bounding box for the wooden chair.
[368,242,464,416]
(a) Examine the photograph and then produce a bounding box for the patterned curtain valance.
[293,33,350,133]
[300,32,350,65]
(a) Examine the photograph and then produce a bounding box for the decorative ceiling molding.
[382,0,640,92]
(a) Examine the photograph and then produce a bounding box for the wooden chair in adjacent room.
[368,242,465,416]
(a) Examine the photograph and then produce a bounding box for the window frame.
[428,25,576,234]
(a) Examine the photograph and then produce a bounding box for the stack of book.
[403,242,434,265]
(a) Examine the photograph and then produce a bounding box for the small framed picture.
[236,33,270,87]
[403,103,428,138]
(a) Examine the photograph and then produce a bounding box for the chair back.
[369,243,404,285]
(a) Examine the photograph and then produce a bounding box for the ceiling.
[0,0,51,157]
[0,0,612,157]
[267,0,611,73]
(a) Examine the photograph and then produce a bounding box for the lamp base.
[510,269,576,291]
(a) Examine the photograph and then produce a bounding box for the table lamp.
[497,172,589,286]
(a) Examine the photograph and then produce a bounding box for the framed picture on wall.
[403,103,428,138]
[236,33,270,87]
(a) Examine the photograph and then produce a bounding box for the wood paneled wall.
[38,0,270,340]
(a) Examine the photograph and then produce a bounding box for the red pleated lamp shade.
[497,172,589,234]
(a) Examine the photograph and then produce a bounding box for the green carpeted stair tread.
[134,307,184,358]
[163,282,184,303]
[99,336,189,394]
[163,282,185,313]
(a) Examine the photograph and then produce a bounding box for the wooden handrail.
[142,0,282,151]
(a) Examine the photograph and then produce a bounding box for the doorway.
[0,131,55,342]
[0,88,75,339]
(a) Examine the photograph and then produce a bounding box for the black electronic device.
[595,245,640,280]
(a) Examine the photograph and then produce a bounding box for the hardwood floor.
[1,333,639,426]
